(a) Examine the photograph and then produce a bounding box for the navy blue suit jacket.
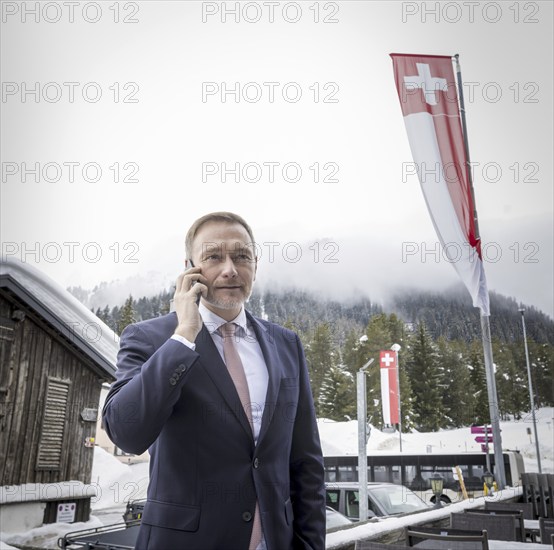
[102,311,326,550]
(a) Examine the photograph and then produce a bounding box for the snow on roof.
[0,256,117,380]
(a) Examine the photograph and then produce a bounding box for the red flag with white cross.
[390,53,490,316]
[380,350,399,425]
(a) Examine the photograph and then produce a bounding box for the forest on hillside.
[71,284,554,431]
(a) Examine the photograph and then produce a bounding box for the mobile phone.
[187,259,201,305]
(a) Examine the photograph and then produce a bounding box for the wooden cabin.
[0,257,117,532]
[95,384,150,464]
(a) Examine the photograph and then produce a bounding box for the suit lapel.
[247,313,280,447]
[194,324,254,445]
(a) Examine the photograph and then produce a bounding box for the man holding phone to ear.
[103,212,326,550]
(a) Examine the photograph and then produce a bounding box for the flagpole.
[519,307,542,473]
[454,54,507,489]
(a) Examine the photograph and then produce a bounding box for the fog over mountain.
[78,211,551,319]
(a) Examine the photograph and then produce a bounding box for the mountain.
[71,282,553,429]
[390,285,553,345]
[70,280,553,345]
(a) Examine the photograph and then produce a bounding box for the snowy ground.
[318,407,554,474]
[1,408,552,549]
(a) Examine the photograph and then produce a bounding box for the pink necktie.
[221,323,262,550]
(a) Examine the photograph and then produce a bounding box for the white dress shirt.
[171,303,269,443]
[171,305,269,549]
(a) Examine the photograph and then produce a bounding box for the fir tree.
[247,289,263,318]
[319,363,356,421]
[101,305,111,323]
[305,323,335,414]
[437,338,474,427]
[495,341,528,419]
[94,306,104,321]
[118,295,136,334]
[406,322,442,431]
[340,329,369,424]
[160,298,170,315]
[527,341,554,407]
[467,341,490,425]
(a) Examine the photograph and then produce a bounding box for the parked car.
[325,506,353,530]
[326,482,431,520]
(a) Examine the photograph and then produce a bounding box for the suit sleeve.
[102,322,200,455]
[289,334,326,550]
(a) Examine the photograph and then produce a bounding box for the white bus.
[323,451,525,504]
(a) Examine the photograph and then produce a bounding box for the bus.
[323,451,525,504]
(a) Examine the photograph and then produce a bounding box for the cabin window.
[36,378,71,470]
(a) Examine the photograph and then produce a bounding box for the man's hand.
[173,268,207,342]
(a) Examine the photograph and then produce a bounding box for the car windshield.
[369,485,429,515]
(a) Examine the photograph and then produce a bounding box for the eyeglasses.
[200,251,255,265]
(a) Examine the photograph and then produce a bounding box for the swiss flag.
[393,56,459,117]
[390,54,490,316]
[380,351,399,425]
[380,351,397,369]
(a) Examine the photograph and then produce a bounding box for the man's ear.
[253,257,258,281]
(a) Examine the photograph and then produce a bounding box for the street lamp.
[391,343,402,452]
[430,473,444,508]
[519,308,542,473]
[358,358,374,522]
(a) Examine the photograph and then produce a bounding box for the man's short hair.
[185,212,256,260]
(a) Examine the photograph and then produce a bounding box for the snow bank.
[327,489,523,549]
[318,407,554,474]
[0,447,149,549]
[0,517,103,550]
[90,446,149,510]
[0,482,97,504]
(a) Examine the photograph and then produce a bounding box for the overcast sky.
[2,1,553,317]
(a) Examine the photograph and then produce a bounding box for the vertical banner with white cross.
[380,350,399,425]
[390,53,490,316]
[390,54,507,488]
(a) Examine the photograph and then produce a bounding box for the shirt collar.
[198,302,248,335]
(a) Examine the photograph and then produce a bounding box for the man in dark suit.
[102,212,326,550]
